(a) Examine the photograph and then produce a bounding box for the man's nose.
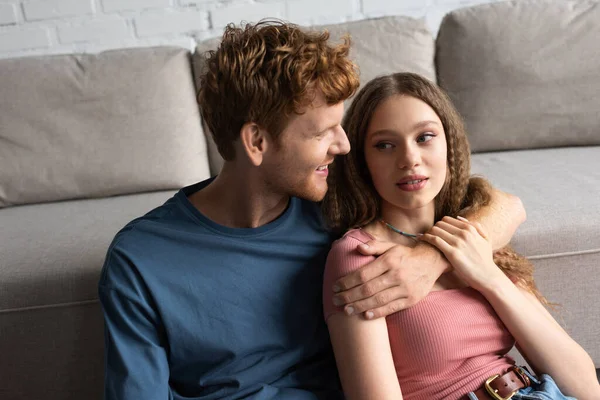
[332,126,350,155]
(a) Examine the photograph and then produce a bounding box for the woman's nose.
[397,144,420,169]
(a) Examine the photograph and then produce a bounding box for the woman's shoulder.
[326,228,376,272]
[335,228,375,247]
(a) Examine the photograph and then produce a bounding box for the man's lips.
[315,162,332,176]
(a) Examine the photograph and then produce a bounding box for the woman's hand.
[419,216,505,292]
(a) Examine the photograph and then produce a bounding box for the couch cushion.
[0,191,175,311]
[0,302,104,400]
[193,16,435,176]
[436,1,600,152]
[0,47,209,208]
[471,146,600,258]
[472,146,600,368]
[316,16,436,91]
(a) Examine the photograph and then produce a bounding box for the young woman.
[321,72,600,400]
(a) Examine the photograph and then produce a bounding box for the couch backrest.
[436,0,600,153]
[192,16,436,176]
[0,47,210,208]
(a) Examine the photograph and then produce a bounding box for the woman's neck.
[364,201,435,245]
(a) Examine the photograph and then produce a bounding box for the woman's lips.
[397,178,428,191]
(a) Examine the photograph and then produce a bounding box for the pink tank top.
[323,229,516,400]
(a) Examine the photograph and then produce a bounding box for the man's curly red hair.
[197,20,360,160]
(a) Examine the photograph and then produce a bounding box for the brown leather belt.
[462,366,531,400]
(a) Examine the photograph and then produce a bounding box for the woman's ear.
[240,122,268,166]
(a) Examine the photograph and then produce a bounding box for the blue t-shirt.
[98,180,342,400]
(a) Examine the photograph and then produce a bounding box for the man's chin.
[293,184,328,202]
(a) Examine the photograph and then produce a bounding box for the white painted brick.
[178,0,212,5]
[0,27,50,52]
[362,0,432,16]
[134,9,208,37]
[102,0,172,13]
[58,18,131,44]
[433,0,492,5]
[211,2,285,29]
[0,3,18,26]
[22,0,94,21]
[287,0,355,24]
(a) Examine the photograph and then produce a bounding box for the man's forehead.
[303,107,340,132]
[287,90,343,132]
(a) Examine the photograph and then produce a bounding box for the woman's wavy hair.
[322,72,550,305]
[197,20,359,160]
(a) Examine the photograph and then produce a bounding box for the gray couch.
[1,1,598,399]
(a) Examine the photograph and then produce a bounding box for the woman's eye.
[417,133,435,143]
[375,142,393,150]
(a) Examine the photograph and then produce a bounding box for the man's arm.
[330,189,526,319]
[463,187,527,250]
[99,248,170,400]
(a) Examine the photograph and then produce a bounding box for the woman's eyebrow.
[369,121,440,138]
[369,129,397,138]
[411,120,440,130]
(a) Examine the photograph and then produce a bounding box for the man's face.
[261,91,349,202]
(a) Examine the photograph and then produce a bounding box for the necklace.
[380,219,422,239]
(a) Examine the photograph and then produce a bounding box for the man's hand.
[331,240,449,320]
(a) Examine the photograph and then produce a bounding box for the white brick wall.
[22,0,95,22]
[57,18,131,44]
[211,2,285,29]
[0,0,504,59]
[134,9,208,37]
[0,26,49,52]
[102,0,172,13]
[0,3,18,25]
[287,0,356,25]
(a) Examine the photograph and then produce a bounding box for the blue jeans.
[466,369,576,400]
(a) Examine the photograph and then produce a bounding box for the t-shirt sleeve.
[322,232,376,321]
[98,243,170,400]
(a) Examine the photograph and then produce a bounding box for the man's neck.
[188,163,290,229]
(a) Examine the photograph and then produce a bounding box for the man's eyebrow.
[313,123,337,134]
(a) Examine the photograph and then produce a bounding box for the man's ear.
[240,122,268,166]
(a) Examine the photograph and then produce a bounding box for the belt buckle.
[510,366,531,387]
[484,374,517,400]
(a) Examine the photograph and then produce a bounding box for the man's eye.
[417,133,435,143]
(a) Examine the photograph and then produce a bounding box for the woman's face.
[364,94,448,214]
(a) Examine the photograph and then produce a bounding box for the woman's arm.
[327,314,402,400]
[323,234,403,400]
[480,277,600,399]
[420,217,600,400]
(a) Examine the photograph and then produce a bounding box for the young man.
[99,21,526,400]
